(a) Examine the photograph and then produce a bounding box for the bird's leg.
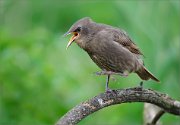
[140,81,143,88]
[105,75,111,92]
[136,81,144,90]
[105,75,117,96]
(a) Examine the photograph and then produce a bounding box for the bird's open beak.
[64,32,79,50]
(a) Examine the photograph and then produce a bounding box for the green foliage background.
[0,0,180,125]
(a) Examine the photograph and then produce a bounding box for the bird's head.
[64,17,93,49]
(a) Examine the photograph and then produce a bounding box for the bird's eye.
[74,27,81,32]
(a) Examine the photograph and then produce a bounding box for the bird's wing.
[112,29,144,56]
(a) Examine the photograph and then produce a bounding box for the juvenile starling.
[64,17,159,92]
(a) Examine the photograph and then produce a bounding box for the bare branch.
[55,87,180,125]
[144,103,165,125]
[151,110,165,125]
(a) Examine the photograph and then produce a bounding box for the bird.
[64,17,160,92]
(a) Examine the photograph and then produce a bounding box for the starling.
[64,17,160,92]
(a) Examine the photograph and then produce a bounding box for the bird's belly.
[90,52,138,73]
[86,38,141,73]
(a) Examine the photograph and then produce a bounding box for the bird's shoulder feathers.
[99,27,144,56]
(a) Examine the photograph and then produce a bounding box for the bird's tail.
[136,66,160,82]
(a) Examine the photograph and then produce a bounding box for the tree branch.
[55,87,180,125]
[144,103,165,125]
[151,110,165,125]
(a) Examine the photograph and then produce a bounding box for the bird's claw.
[95,71,103,75]
[140,81,143,87]
[135,81,144,90]
[95,71,128,77]
[105,88,116,97]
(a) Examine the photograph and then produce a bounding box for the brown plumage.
[65,17,159,91]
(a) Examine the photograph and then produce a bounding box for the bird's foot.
[140,81,143,88]
[105,88,116,97]
[135,81,144,90]
[95,70,128,77]
[106,88,113,93]
[95,70,111,75]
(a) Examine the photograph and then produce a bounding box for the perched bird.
[64,17,159,92]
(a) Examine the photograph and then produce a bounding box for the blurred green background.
[0,0,180,125]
